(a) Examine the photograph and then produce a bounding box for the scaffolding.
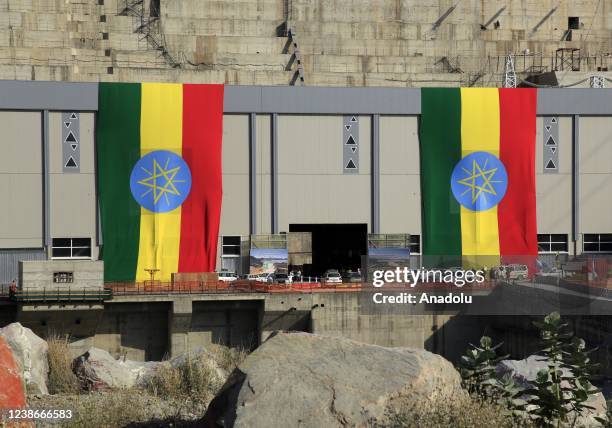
[555,48,580,72]
[118,0,180,69]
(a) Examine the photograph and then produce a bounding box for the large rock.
[73,346,229,390]
[204,332,464,427]
[0,336,26,408]
[497,355,608,427]
[73,347,141,390]
[497,355,570,389]
[0,323,48,395]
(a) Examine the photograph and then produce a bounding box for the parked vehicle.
[507,264,529,280]
[273,273,292,284]
[343,271,362,283]
[244,274,261,281]
[494,264,529,280]
[323,270,342,284]
[255,273,272,282]
[218,271,239,282]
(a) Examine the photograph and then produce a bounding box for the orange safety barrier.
[104,279,504,295]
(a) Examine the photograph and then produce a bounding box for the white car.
[218,271,239,282]
[273,273,292,284]
[255,273,273,283]
[494,264,529,280]
[323,271,342,284]
[507,264,529,280]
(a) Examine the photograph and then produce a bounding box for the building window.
[150,0,160,17]
[53,272,74,283]
[568,17,580,30]
[52,238,91,259]
[537,234,568,253]
[583,234,612,253]
[222,236,241,256]
[409,235,421,254]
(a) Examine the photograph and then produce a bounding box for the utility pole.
[503,54,517,88]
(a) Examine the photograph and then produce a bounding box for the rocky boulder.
[497,355,608,427]
[73,347,142,390]
[497,355,570,389]
[0,336,26,408]
[203,332,464,427]
[73,346,229,390]
[0,323,48,395]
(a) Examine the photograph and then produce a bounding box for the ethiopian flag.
[97,83,224,282]
[419,88,538,267]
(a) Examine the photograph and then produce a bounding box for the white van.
[507,264,529,280]
[218,271,239,282]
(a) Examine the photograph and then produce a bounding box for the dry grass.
[30,390,202,428]
[208,344,248,372]
[30,344,250,427]
[46,333,80,394]
[386,395,535,428]
[145,355,223,404]
[144,345,248,404]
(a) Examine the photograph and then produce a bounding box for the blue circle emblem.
[130,150,192,213]
[451,151,508,211]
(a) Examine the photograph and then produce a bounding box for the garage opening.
[289,223,367,277]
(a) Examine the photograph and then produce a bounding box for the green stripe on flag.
[420,88,462,257]
[97,83,142,281]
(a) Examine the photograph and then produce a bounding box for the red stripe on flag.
[179,84,224,272]
[498,88,538,260]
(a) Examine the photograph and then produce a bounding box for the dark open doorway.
[289,223,367,276]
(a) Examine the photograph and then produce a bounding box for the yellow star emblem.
[137,157,186,207]
[457,158,503,204]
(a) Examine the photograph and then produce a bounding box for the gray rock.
[73,346,229,390]
[73,347,140,390]
[497,355,608,427]
[121,359,161,387]
[497,355,569,388]
[0,322,49,395]
[204,332,464,427]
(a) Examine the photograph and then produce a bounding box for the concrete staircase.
[0,0,610,86]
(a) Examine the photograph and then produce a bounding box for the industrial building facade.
[0,81,611,282]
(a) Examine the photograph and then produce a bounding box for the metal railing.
[8,287,112,303]
[0,284,10,299]
[118,0,180,68]
[287,29,305,86]
[108,280,261,295]
[106,279,367,295]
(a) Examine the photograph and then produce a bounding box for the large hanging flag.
[419,88,538,267]
[97,83,224,282]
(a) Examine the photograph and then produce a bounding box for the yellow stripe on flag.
[136,83,183,282]
[459,88,500,266]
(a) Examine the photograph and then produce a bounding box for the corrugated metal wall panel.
[0,249,46,284]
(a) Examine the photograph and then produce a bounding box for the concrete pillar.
[168,297,193,357]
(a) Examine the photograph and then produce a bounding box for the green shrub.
[529,312,600,427]
[459,312,603,428]
[459,336,530,421]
